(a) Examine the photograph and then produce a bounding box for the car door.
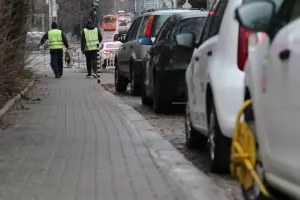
[258,0,300,188]
[145,18,173,95]
[118,17,142,74]
[191,0,228,130]
[170,17,206,71]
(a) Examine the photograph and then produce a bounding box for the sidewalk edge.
[103,91,230,200]
[0,78,35,119]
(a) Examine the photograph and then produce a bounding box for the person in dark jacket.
[40,22,69,78]
[81,20,103,78]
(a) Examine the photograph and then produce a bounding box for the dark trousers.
[85,51,98,75]
[50,50,63,76]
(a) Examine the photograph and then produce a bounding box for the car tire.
[115,61,128,93]
[130,66,141,96]
[207,99,231,174]
[141,67,153,105]
[102,59,107,69]
[185,101,206,149]
[241,100,270,200]
[153,75,171,114]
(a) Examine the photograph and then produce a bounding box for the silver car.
[114,9,196,96]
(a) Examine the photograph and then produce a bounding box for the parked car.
[233,0,300,199]
[140,11,208,113]
[185,0,258,173]
[114,9,197,96]
[117,21,129,32]
[99,42,122,68]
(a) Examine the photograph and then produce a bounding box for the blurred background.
[32,0,211,40]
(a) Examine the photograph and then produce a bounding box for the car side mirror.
[175,33,195,48]
[138,37,153,45]
[235,0,276,32]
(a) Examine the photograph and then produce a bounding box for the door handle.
[195,56,199,61]
[279,49,290,61]
[207,51,212,56]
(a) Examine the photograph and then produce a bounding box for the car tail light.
[237,26,251,71]
[209,11,215,15]
[103,50,112,54]
[144,15,155,37]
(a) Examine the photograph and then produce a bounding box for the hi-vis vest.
[84,28,99,51]
[48,29,63,49]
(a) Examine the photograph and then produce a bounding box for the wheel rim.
[243,162,264,200]
[208,110,216,161]
[185,103,192,141]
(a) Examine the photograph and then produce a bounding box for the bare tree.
[0,0,34,105]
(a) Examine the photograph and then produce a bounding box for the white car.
[185,0,259,173]
[99,42,122,68]
[234,0,300,199]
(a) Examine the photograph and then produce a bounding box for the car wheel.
[141,67,153,105]
[153,76,171,114]
[102,59,107,69]
[130,67,140,96]
[115,61,128,93]
[242,162,270,200]
[185,101,206,149]
[207,99,231,174]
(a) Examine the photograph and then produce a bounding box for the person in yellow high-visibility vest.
[81,20,102,78]
[40,22,69,78]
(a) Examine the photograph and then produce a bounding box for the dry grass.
[0,0,34,109]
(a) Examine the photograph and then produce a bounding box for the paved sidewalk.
[0,70,188,200]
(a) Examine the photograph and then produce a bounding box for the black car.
[140,11,207,113]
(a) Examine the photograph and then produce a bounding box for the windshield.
[103,16,116,23]
[152,15,171,36]
[106,43,121,49]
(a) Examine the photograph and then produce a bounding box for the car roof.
[142,8,207,15]
[178,10,208,18]
[104,42,121,45]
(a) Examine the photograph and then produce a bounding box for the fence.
[65,46,116,72]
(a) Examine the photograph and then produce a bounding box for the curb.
[0,79,35,119]
[103,90,230,200]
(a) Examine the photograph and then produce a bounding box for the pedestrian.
[40,22,69,78]
[81,19,103,78]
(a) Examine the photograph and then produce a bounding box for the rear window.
[104,17,116,23]
[105,43,120,49]
[119,22,127,26]
[152,15,171,36]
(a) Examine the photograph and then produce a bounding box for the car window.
[137,16,150,37]
[268,0,298,38]
[198,0,228,44]
[100,44,104,50]
[287,0,300,21]
[176,17,207,42]
[131,17,142,40]
[125,17,142,41]
[154,17,172,43]
[152,15,172,36]
[209,0,228,37]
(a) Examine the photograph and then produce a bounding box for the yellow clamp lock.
[230,99,270,198]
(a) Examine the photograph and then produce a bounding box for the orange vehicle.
[102,15,117,31]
